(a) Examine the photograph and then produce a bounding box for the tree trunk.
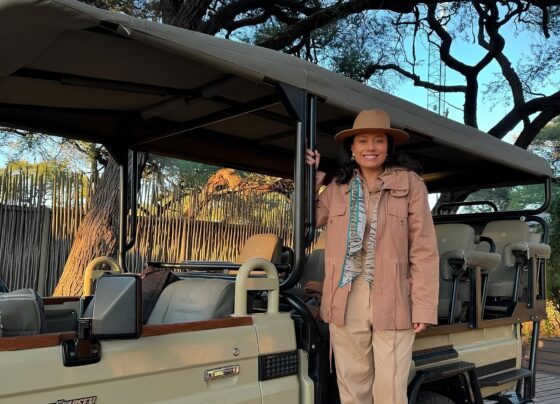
[53,158,121,296]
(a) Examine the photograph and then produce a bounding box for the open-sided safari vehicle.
[0,0,554,403]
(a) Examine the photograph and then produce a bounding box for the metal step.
[410,361,483,404]
[479,369,533,388]
[417,360,476,382]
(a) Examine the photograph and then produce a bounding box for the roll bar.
[276,84,318,290]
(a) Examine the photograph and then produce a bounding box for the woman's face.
[351,133,388,171]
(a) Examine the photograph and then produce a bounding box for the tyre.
[415,391,456,404]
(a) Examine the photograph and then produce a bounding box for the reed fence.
[0,168,294,295]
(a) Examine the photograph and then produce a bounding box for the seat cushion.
[147,279,234,324]
[0,288,48,336]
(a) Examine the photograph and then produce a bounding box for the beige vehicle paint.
[0,316,304,403]
[413,324,522,396]
[0,260,303,404]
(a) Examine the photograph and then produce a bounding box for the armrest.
[526,242,551,259]
[505,242,551,263]
[465,251,501,273]
[440,250,466,280]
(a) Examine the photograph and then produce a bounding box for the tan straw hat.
[334,109,409,145]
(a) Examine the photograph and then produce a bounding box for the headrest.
[0,289,48,337]
[235,233,282,264]
[482,220,530,244]
[435,223,475,253]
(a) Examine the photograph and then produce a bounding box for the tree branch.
[171,0,214,30]
[255,0,428,50]
[488,90,560,139]
[515,104,560,148]
[364,63,467,92]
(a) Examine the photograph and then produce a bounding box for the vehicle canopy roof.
[0,0,553,192]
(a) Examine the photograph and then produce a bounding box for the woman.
[306,109,439,404]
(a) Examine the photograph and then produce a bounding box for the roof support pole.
[277,84,317,290]
[126,150,138,252]
[107,146,130,272]
[305,96,317,247]
[118,152,128,272]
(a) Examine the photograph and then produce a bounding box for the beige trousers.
[330,275,415,404]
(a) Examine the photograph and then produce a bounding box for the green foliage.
[0,130,106,177]
[531,118,560,304]
[547,184,560,305]
[145,155,220,189]
[461,183,546,213]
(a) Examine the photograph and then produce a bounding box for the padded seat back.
[481,220,529,298]
[288,232,325,301]
[147,279,234,324]
[0,289,48,337]
[435,224,475,321]
[301,232,326,286]
[235,233,282,264]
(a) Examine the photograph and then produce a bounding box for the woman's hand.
[413,323,427,333]
[306,149,320,169]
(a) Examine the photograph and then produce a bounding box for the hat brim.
[334,127,409,145]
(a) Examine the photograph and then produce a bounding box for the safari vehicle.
[0,0,554,403]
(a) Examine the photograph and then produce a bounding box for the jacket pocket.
[387,188,409,219]
[328,204,346,226]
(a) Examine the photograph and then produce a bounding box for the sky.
[391,13,559,140]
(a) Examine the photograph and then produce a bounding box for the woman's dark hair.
[334,134,422,184]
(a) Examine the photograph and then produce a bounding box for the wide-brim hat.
[334,109,409,145]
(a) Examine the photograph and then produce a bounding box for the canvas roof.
[0,0,553,191]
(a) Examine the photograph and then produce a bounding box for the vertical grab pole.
[276,83,308,290]
[118,151,128,272]
[126,150,138,252]
[305,96,317,247]
[525,319,540,399]
[293,118,306,286]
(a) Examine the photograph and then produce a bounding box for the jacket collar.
[381,167,409,191]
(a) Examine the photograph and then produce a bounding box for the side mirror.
[63,274,142,367]
[91,274,142,339]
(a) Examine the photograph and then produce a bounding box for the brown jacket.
[316,168,439,328]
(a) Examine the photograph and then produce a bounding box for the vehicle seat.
[436,224,475,323]
[290,232,325,302]
[226,233,283,276]
[235,233,283,264]
[481,220,529,299]
[436,224,500,324]
[146,279,234,324]
[0,289,48,336]
[481,220,551,312]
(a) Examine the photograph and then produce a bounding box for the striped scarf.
[339,173,378,288]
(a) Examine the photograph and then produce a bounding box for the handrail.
[83,256,121,296]
[304,96,317,247]
[437,200,498,215]
[232,258,278,317]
